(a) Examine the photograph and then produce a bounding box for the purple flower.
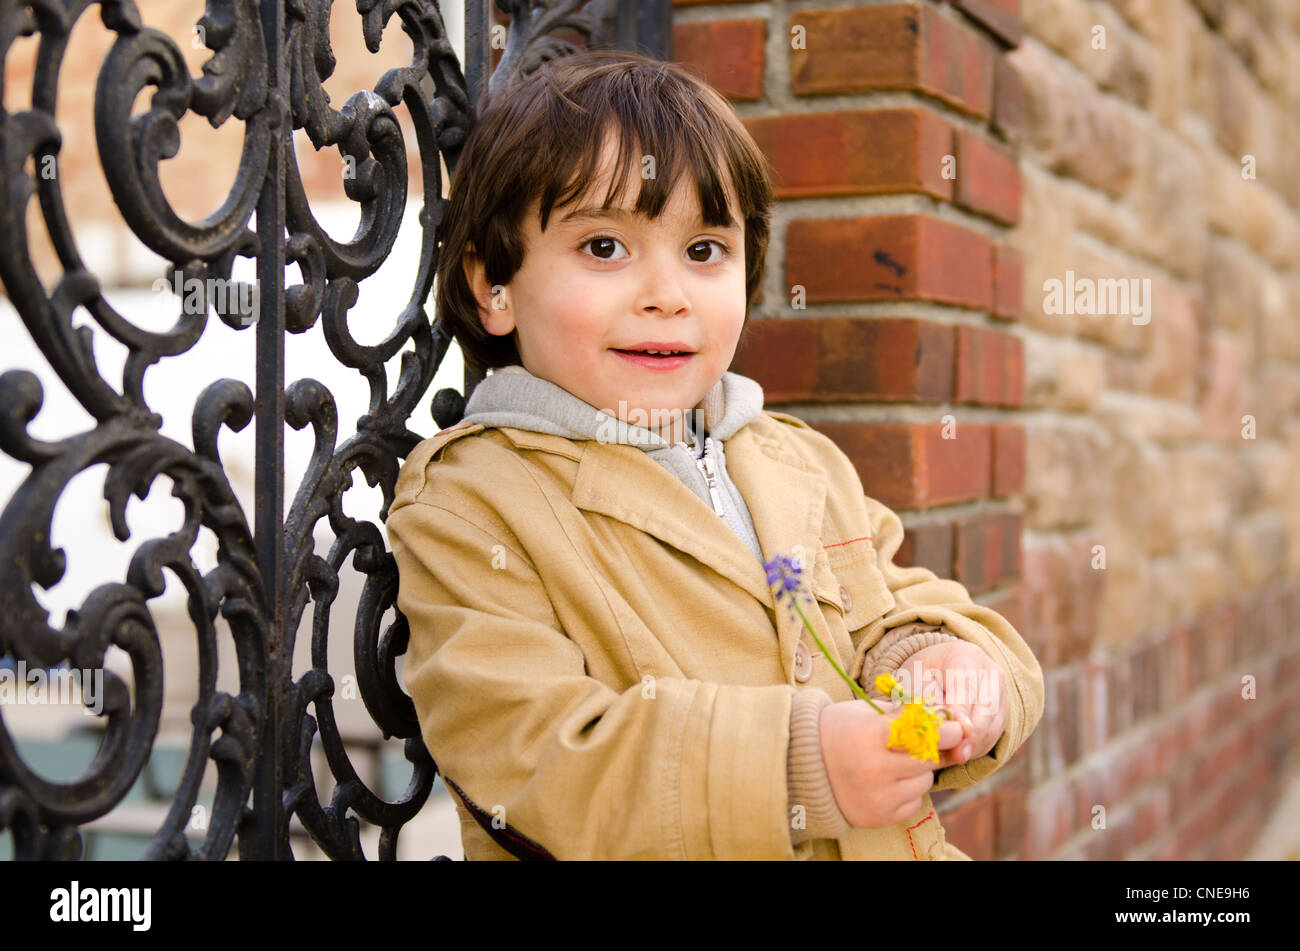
[764,551,881,710]
[764,554,814,617]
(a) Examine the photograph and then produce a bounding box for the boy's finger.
[941,704,974,740]
[936,719,964,750]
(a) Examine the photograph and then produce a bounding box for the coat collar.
[504,420,832,664]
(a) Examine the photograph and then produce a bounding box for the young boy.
[386,49,1044,860]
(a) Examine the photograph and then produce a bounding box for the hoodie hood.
[457,364,766,452]
[456,364,769,562]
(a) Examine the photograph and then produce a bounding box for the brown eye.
[583,236,627,260]
[688,240,726,263]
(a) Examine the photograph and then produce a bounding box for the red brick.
[1185,694,1217,754]
[950,0,1023,46]
[729,317,954,403]
[1168,762,1197,820]
[997,512,1022,584]
[1117,743,1153,804]
[1186,618,1212,690]
[1131,640,1161,725]
[918,6,997,118]
[742,109,955,200]
[1109,647,1139,738]
[786,214,994,309]
[992,243,1023,320]
[1209,603,1240,674]
[954,129,1021,224]
[894,520,954,578]
[790,4,995,119]
[1133,785,1172,846]
[990,423,1025,497]
[954,325,1023,406]
[809,421,992,510]
[992,767,1029,857]
[991,55,1025,145]
[1262,586,1288,654]
[1167,625,1192,699]
[1150,720,1180,783]
[672,19,766,100]
[1190,738,1227,796]
[953,512,1013,595]
[789,5,923,96]
[1019,535,1103,673]
[1099,806,1138,860]
[1072,766,1107,832]
[1045,666,1082,770]
[1080,655,1109,756]
[1023,780,1074,859]
[1238,597,1268,665]
[1145,834,1183,861]
[936,790,997,859]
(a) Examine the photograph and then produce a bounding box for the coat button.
[838,583,852,613]
[793,641,814,682]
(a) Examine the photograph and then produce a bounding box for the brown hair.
[434,48,775,378]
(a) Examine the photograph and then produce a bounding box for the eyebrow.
[560,205,740,231]
[560,206,638,224]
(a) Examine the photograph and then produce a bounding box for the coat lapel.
[724,425,831,673]
[569,422,830,676]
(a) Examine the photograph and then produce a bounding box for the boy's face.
[466,133,748,446]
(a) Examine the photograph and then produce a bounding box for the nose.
[637,247,691,318]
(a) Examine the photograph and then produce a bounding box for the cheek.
[550,307,609,356]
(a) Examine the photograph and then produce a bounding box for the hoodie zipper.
[695,443,727,517]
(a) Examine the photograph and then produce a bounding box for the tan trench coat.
[386,408,1045,860]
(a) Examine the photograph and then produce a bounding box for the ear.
[463,242,514,337]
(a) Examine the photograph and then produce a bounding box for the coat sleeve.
[846,493,1045,793]
[385,494,799,860]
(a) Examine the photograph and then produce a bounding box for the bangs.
[535,114,739,235]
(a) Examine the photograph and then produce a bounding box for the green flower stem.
[789,597,886,714]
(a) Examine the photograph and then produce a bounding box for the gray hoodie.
[458,364,768,563]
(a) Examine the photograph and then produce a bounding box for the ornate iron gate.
[0,0,668,860]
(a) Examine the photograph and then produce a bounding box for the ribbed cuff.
[787,688,851,847]
[860,624,962,697]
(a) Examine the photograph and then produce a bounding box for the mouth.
[612,348,693,357]
[612,348,696,369]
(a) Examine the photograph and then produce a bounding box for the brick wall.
[693,0,1300,860]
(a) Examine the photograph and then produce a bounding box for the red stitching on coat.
[906,808,936,861]
[819,536,872,548]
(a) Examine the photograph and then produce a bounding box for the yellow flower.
[887,698,943,764]
[874,673,901,698]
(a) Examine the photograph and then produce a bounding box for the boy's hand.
[819,700,966,829]
[894,640,1009,769]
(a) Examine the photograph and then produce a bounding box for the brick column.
[675,0,1300,863]
[674,0,1029,859]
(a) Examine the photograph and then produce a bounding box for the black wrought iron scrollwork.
[0,0,662,861]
